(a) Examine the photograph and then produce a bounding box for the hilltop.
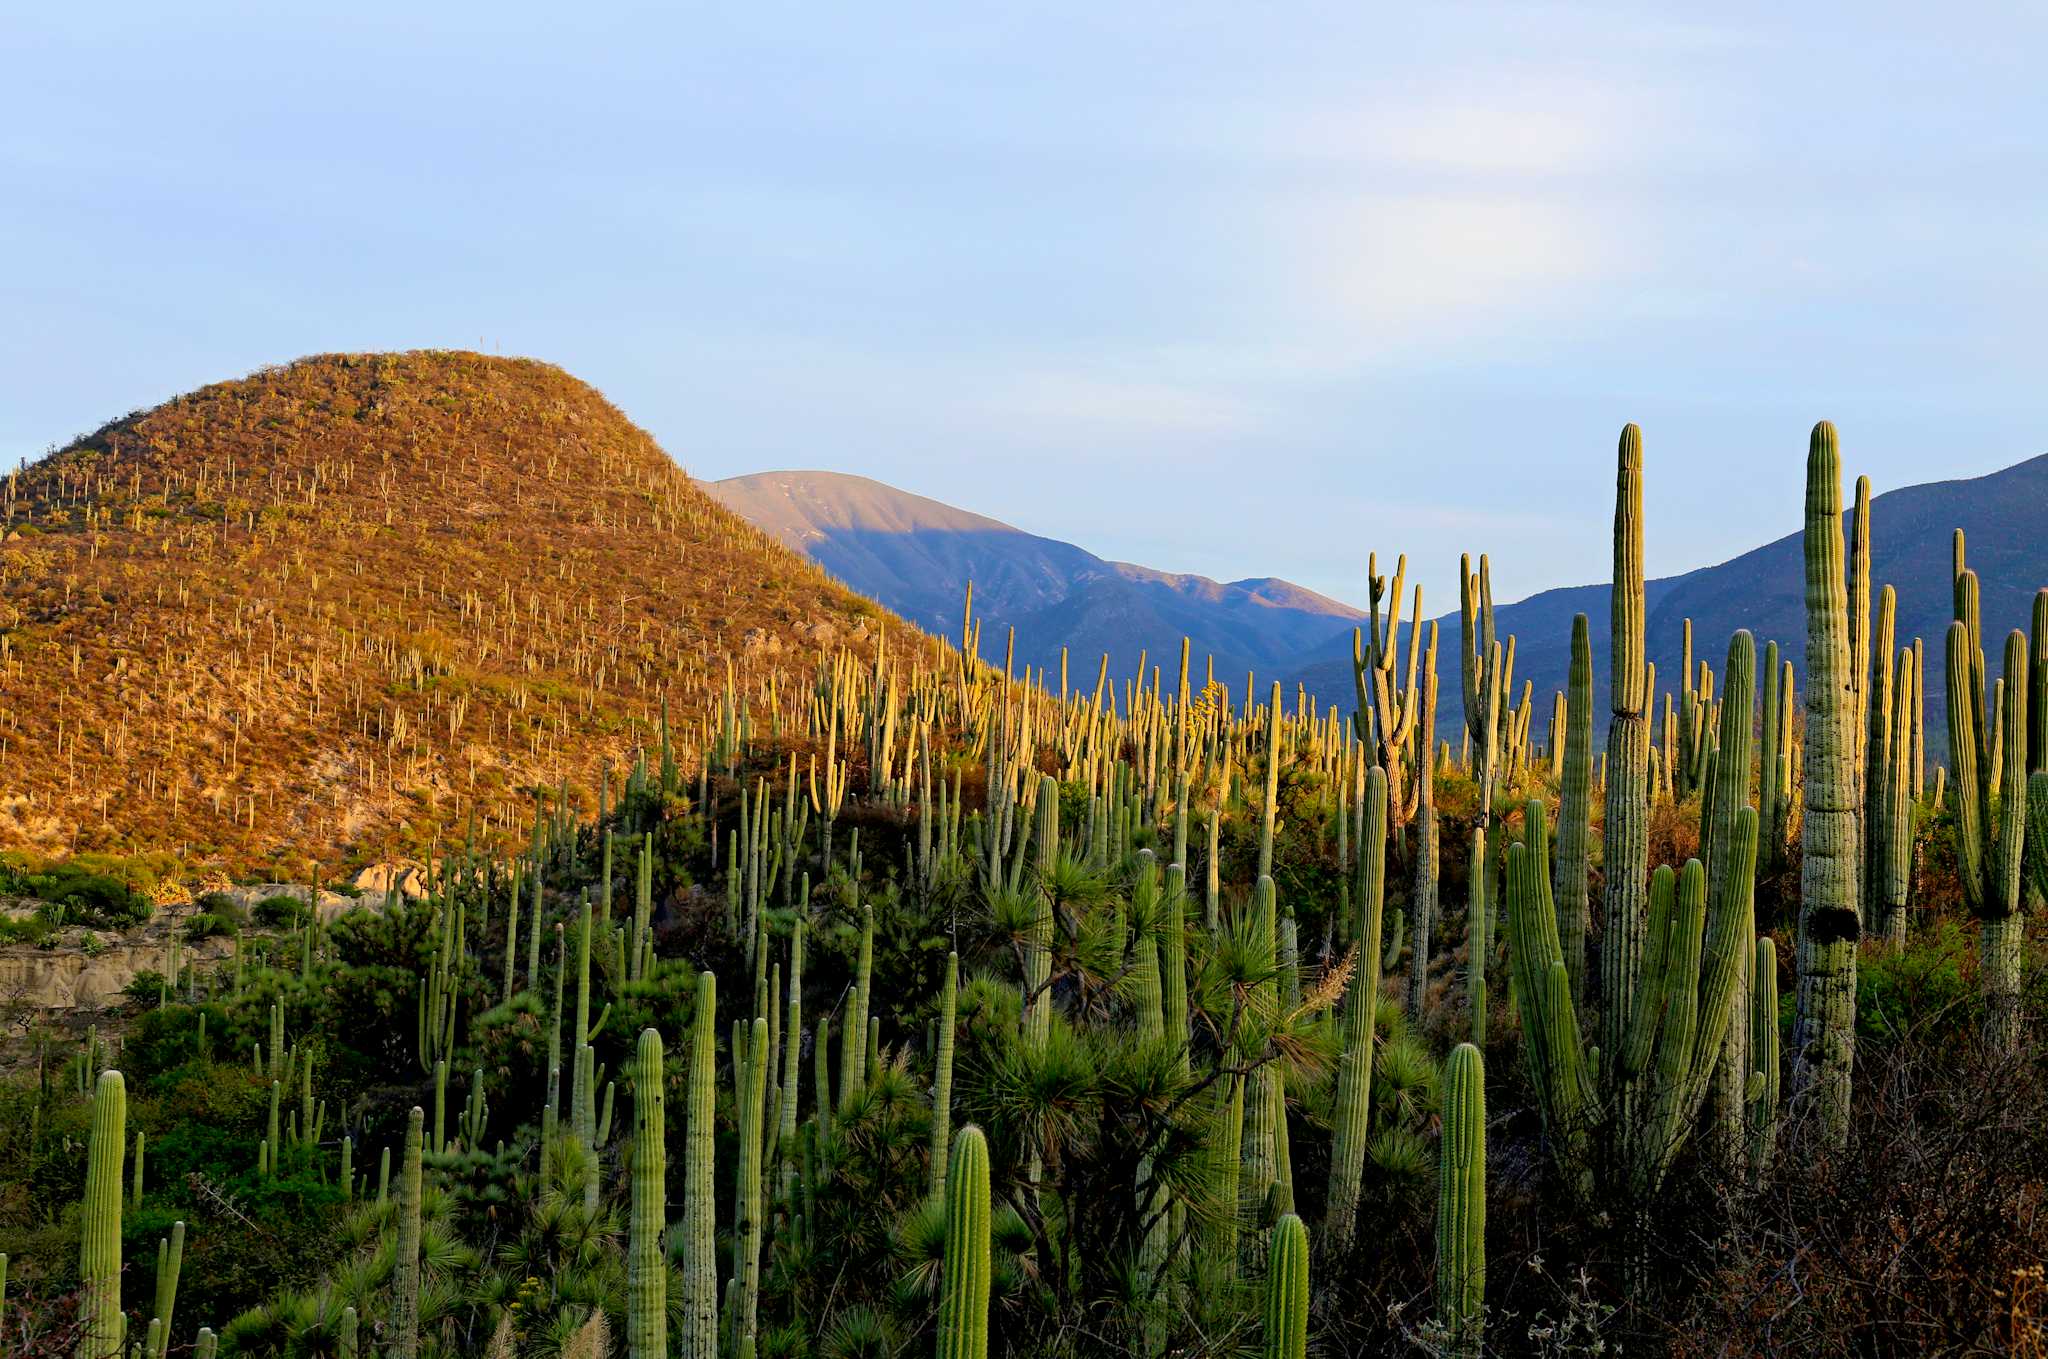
[0,352,904,876]
[710,469,1363,687]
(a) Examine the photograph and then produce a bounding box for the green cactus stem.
[1437,1043,1486,1356]
[936,1125,992,1359]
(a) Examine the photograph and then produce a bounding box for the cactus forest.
[9,417,2048,1359]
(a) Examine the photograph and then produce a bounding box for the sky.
[6,2,2046,613]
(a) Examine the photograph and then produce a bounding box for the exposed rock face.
[347,862,429,904]
[0,933,235,1010]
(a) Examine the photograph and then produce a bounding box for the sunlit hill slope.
[0,351,902,875]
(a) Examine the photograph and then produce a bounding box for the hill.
[0,352,904,875]
[1288,451,2048,747]
[709,470,1364,689]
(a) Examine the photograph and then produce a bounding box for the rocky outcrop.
[0,932,236,1011]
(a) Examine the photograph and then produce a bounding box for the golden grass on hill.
[0,350,907,876]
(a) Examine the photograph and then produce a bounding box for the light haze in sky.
[6,2,2043,611]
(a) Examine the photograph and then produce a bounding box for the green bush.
[253,894,307,928]
[184,912,236,942]
[194,890,248,925]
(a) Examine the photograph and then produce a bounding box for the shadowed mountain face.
[709,471,1365,691]
[1289,452,2048,751]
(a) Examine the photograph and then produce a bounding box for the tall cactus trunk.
[1555,614,1595,997]
[936,1127,992,1359]
[78,1070,125,1359]
[1601,425,1652,1184]
[1437,1043,1487,1358]
[628,1029,668,1359]
[1262,1214,1309,1359]
[682,974,719,1359]
[391,1106,423,1359]
[1326,767,1387,1248]
[1791,421,1860,1149]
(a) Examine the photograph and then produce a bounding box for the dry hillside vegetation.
[0,351,900,874]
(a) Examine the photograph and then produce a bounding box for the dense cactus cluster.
[3,403,2041,1359]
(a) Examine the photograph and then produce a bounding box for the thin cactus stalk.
[1262,1213,1309,1359]
[391,1107,423,1359]
[147,1220,183,1359]
[1437,1043,1486,1357]
[1326,766,1386,1248]
[840,904,875,1107]
[79,1070,125,1359]
[683,974,719,1359]
[1466,826,1487,1046]
[930,952,959,1198]
[735,1016,769,1356]
[936,1126,992,1359]
[1791,421,1860,1148]
[628,1029,667,1359]
[1555,613,1594,995]
[1747,937,1781,1181]
[1601,423,1652,1181]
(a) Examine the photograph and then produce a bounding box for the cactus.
[1555,614,1594,995]
[338,1307,357,1359]
[1327,766,1386,1248]
[194,1331,216,1359]
[1437,1043,1486,1356]
[146,1220,183,1359]
[840,904,875,1108]
[1747,937,1781,1180]
[628,1028,667,1359]
[1792,421,1860,1147]
[936,1125,991,1359]
[1263,1213,1309,1359]
[391,1106,423,1359]
[1409,624,1442,1016]
[734,1016,769,1356]
[683,975,719,1359]
[1601,424,1652,1179]
[1950,625,2032,1046]
[781,920,806,1208]
[931,952,959,1198]
[79,1070,125,1359]
[1465,826,1487,1046]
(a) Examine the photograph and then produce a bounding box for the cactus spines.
[629,1028,667,1359]
[683,974,718,1359]
[1556,613,1594,995]
[930,952,959,1198]
[79,1069,125,1359]
[391,1106,424,1359]
[1792,420,1860,1148]
[1262,1213,1309,1359]
[936,1125,991,1359]
[1437,1043,1487,1356]
[1326,766,1386,1248]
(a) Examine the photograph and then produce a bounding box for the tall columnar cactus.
[1026,774,1059,1043]
[146,1220,184,1359]
[1555,613,1594,996]
[338,1308,357,1359]
[1792,421,1860,1148]
[78,1069,125,1359]
[683,974,719,1359]
[1263,1213,1309,1359]
[930,952,959,1198]
[780,921,806,1207]
[1747,937,1781,1181]
[1949,623,2031,1047]
[840,904,875,1108]
[1437,1043,1486,1357]
[628,1028,667,1359]
[1699,632,1758,1173]
[936,1126,991,1359]
[1876,648,1916,949]
[1408,622,1442,1016]
[735,1016,769,1356]
[1601,424,1652,1176]
[391,1107,423,1359]
[1758,640,1784,872]
[1327,766,1387,1248]
[1258,682,1282,881]
[1465,826,1487,1046]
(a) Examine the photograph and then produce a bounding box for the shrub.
[253,894,307,928]
[194,890,248,924]
[184,913,235,942]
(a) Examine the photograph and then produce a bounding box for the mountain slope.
[710,470,1364,688]
[1291,452,2048,747]
[0,353,902,873]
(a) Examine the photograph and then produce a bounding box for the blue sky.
[6,3,2044,612]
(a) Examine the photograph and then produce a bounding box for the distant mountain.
[1288,452,2048,751]
[709,471,1365,692]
